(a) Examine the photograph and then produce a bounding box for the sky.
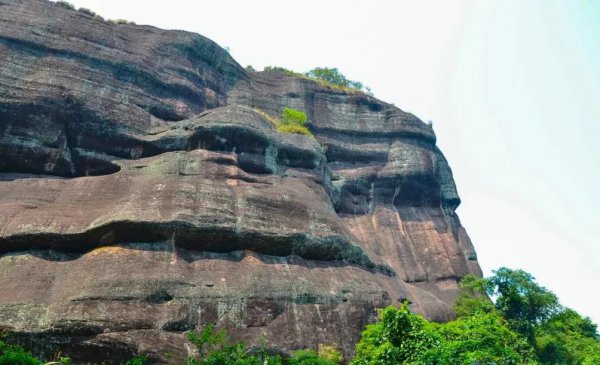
[56,0,600,325]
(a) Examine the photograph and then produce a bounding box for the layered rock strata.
[0,0,481,363]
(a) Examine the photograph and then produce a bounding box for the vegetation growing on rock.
[54,1,74,10]
[263,66,372,95]
[254,107,314,138]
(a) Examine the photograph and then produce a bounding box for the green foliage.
[352,296,539,364]
[536,309,600,365]
[245,65,256,72]
[185,325,342,365]
[281,107,307,125]
[277,108,312,137]
[0,340,42,365]
[351,303,440,365]
[254,107,314,138]
[186,324,282,365]
[304,67,370,94]
[426,312,538,364]
[55,1,75,10]
[263,66,372,95]
[459,268,600,365]
[263,66,299,75]
[454,274,496,318]
[121,355,147,365]
[488,267,560,342]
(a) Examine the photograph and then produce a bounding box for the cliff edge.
[0,0,481,363]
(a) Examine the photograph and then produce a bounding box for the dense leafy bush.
[351,303,440,365]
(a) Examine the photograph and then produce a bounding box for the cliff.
[0,0,481,363]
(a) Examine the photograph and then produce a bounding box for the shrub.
[54,1,74,10]
[0,340,42,365]
[77,7,95,16]
[253,108,314,139]
[281,107,307,125]
[305,67,369,94]
[186,324,281,365]
[109,19,129,25]
[277,108,312,137]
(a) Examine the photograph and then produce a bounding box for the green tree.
[536,309,600,365]
[488,268,560,342]
[351,303,440,365]
[425,312,538,364]
[454,274,496,318]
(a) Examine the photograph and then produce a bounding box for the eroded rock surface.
[0,0,481,363]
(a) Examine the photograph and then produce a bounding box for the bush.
[351,301,539,365]
[351,303,440,365]
[305,67,369,94]
[186,324,281,365]
[77,7,95,16]
[0,340,42,365]
[54,1,74,10]
[254,108,314,138]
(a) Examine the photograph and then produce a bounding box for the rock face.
[0,0,481,363]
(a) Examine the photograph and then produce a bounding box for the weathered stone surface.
[0,0,481,363]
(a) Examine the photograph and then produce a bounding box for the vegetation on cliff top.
[262,66,373,95]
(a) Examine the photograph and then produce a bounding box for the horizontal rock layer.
[0,0,481,363]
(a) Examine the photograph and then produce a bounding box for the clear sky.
[55,0,599,324]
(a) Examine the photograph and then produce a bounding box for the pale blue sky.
[54,0,599,324]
